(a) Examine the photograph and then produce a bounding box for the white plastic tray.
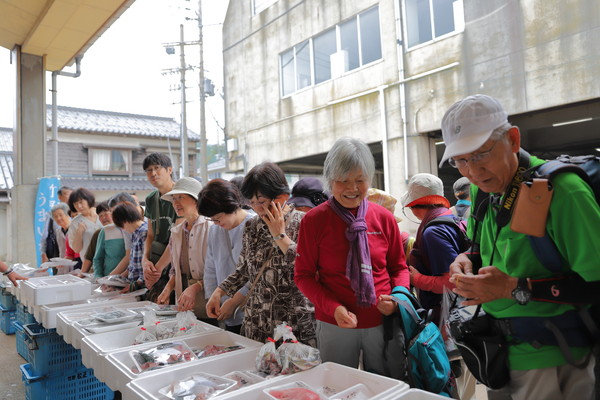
[105,330,262,392]
[19,275,92,307]
[216,362,409,400]
[81,319,221,383]
[56,301,152,347]
[32,294,140,329]
[123,347,262,400]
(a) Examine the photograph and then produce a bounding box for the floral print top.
[220,207,316,346]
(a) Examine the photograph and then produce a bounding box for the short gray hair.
[323,137,375,191]
[489,122,513,141]
[51,202,70,218]
[108,192,137,208]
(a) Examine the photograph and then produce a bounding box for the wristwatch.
[273,233,286,241]
[511,278,532,305]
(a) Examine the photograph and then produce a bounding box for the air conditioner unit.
[330,50,349,79]
[227,138,238,152]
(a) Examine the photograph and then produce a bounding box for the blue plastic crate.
[0,304,17,334]
[13,321,29,361]
[16,302,36,325]
[20,363,114,400]
[24,323,83,377]
[0,289,16,310]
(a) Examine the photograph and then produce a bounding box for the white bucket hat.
[400,173,450,208]
[161,177,203,203]
[439,94,508,167]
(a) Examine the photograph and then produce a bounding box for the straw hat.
[367,188,402,223]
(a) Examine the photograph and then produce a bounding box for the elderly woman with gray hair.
[49,202,72,258]
[295,137,409,376]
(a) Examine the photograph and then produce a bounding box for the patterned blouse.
[220,208,316,346]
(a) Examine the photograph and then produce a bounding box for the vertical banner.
[34,177,61,267]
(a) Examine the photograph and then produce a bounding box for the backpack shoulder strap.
[532,158,592,185]
[391,287,423,326]
[526,158,593,274]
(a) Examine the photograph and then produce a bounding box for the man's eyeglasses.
[449,141,499,169]
[144,165,164,174]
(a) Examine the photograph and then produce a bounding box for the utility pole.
[179,24,189,178]
[197,0,208,184]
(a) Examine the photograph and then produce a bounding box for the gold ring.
[455,275,460,285]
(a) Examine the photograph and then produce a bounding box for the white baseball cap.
[439,94,508,167]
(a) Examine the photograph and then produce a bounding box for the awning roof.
[0,0,135,71]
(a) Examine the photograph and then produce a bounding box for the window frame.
[402,0,464,50]
[88,147,132,177]
[253,0,278,15]
[279,5,383,98]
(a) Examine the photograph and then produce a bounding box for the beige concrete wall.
[222,0,600,227]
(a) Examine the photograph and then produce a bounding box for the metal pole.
[179,24,189,178]
[198,0,208,184]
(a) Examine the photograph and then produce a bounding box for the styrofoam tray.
[123,347,263,400]
[105,330,262,392]
[264,381,328,400]
[32,294,140,329]
[81,319,221,383]
[19,275,92,307]
[216,362,410,400]
[56,301,152,347]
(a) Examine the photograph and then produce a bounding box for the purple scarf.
[328,197,377,307]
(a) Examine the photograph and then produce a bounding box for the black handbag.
[45,219,60,259]
[448,304,510,389]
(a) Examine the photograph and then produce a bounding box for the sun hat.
[439,94,508,167]
[161,177,203,202]
[400,173,451,208]
[288,177,328,208]
[367,188,402,223]
[453,177,471,194]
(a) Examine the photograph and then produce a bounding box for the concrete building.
[222,0,600,229]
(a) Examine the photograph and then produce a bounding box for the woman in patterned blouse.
[206,162,316,345]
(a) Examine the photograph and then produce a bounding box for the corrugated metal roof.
[0,127,12,152]
[46,105,199,140]
[0,128,14,190]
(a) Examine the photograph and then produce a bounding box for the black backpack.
[45,218,60,259]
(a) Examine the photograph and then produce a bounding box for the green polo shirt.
[468,155,600,370]
[144,190,178,246]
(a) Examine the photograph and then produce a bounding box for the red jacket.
[295,201,409,328]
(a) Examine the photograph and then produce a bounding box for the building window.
[253,0,278,15]
[404,0,464,48]
[313,28,336,84]
[280,6,382,97]
[281,40,312,96]
[90,148,131,176]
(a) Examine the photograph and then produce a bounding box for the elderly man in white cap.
[441,94,600,400]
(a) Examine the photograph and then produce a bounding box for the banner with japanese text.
[34,177,61,267]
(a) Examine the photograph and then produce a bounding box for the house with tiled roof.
[0,106,201,260]
[0,105,200,202]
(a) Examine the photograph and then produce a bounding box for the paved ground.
[0,330,27,399]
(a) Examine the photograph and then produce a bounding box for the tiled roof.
[46,105,199,141]
[0,128,13,190]
[60,176,154,191]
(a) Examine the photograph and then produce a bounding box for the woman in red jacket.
[295,137,409,376]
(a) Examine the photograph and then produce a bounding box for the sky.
[0,0,230,145]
